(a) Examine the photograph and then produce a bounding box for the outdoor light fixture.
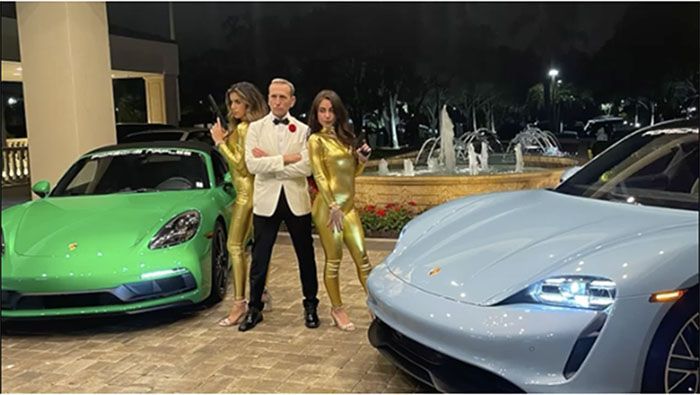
[7,97,17,105]
[548,69,559,78]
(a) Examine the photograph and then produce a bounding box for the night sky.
[103,2,698,133]
[107,2,629,60]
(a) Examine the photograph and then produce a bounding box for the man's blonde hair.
[269,78,295,96]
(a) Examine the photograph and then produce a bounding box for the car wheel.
[204,221,229,305]
[642,287,699,393]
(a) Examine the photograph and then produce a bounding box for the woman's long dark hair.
[307,90,355,147]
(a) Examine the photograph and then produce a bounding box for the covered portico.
[1,2,179,189]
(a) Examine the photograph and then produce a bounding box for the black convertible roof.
[85,140,217,156]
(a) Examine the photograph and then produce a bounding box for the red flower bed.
[358,202,423,235]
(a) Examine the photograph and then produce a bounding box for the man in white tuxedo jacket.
[239,78,320,331]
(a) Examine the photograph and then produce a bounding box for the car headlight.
[149,210,201,250]
[530,276,616,310]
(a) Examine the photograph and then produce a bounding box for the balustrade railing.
[2,145,30,186]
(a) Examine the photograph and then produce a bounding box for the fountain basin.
[356,155,580,211]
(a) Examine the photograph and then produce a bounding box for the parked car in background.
[116,123,175,143]
[583,116,639,157]
[367,117,698,392]
[583,116,637,141]
[121,127,211,144]
[2,141,236,319]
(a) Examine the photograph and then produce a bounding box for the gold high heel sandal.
[218,300,248,327]
[330,307,356,332]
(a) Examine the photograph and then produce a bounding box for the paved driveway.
[1,236,432,393]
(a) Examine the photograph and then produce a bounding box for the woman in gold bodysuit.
[307,90,373,331]
[210,82,269,326]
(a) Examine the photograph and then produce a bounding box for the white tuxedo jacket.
[245,113,312,217]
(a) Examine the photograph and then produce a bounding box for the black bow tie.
[273,118,290,125]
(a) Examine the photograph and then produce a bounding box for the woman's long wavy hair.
[307,90,355,147]
[225,82,269,131]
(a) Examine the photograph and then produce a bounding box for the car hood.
[12,191,208,257]
[385,190,695,305]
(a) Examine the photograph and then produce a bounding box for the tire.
[642,286,699,393]
[203,220,229,306]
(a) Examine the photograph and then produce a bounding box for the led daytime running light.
[141,267,189,280]
[531,276,616,310]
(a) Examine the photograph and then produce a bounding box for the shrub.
[359,201,422,233]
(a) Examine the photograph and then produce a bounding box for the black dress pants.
[248,190,319,311]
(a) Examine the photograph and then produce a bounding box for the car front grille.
[2,272,196,310]
[368,317,524,393]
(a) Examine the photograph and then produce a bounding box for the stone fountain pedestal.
[355,155,580,211]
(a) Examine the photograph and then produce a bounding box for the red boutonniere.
[288,124,297,133]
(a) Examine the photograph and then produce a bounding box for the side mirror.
[32,180,51,198]
[559,166,582,184]
[223,173,233,185]
[222,173,235,196]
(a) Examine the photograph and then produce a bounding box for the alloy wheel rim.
[665,312,699,393]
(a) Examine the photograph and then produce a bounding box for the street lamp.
[547,69,560,132]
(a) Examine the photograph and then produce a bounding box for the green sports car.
[1,142,236,319]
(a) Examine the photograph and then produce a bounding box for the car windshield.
[52,148,209,197]
[556,122,699,211]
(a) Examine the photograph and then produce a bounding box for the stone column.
[16,2,116,188]
[163,73,180,126]
[144,75,167,124]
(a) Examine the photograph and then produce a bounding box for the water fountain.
[480,141,489,171]
[402,159,415,176]
[467,143,478,174]
[440,105,456,172]
[427,157,438,171]
[515,143,524,173]
[357,111,579,210]
[377,159,389,175]
[507,126,563,156]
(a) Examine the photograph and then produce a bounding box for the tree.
[525,83,546,121]
[590,3,699,101]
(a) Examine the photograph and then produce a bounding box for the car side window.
[211,151,229,186]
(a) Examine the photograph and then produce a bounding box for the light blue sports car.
[367,117,698,393]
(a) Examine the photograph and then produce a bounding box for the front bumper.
[2,272,201,319]
[1,243,211,318]
[369,317,523,392]
[367,263,659,392]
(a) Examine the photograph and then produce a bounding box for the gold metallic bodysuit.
[308,127,371,308]
[217,122,254,301]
